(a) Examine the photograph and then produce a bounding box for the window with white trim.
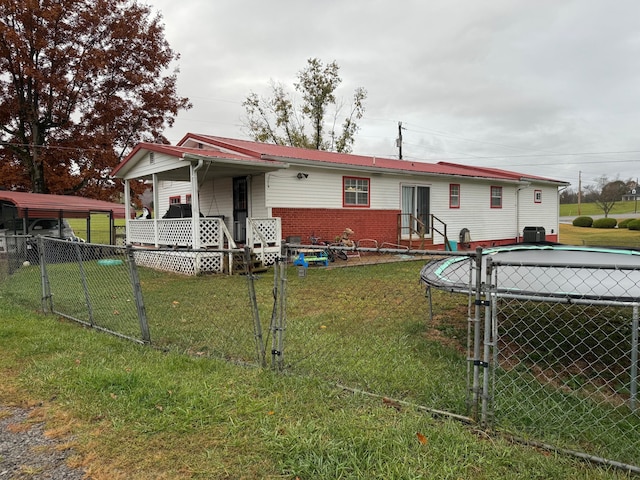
[490,186,502,208]
[449,184,460,208]
[343,177,370,207]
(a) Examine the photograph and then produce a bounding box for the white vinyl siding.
[153,161,561,246]
[157,181,192,218]
[124,152,188,179]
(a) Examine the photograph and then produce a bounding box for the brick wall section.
[272,207,560,249]
[273,208,400,245]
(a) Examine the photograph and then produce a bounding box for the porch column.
[152,173,159,248]
[124,179,131,244]
[190,162,202,250]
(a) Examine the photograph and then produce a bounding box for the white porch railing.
[247,217,282,266]
[127,217,231,248]
[126,217,282,274]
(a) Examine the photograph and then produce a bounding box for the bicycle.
[309,233,348,261]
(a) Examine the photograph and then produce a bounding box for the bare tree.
[242,58,367,153]
[587,176,629,217]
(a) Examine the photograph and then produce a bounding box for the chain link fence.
[280,245,469,414]
[484,258,640,471]
[0,235,149,343]
[5,235,639,471]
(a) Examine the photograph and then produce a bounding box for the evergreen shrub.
[592,218,617,229]
[572,216,593,227]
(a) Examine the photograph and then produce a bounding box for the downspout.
[515,183,530,243]
[557,185,569,243]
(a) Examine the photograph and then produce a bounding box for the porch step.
[229,251,268,275]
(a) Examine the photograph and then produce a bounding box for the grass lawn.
[560,223,640,248]
[560,200,640,218]
[0,296,629,479]
[0,255,635,479]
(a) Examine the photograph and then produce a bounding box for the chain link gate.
[477,256,640,473]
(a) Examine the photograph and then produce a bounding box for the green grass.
[560,223,640,248]
[560,200,640,217]
[0,295,630,479]
[2,253,639,478]
[67,213,126,244]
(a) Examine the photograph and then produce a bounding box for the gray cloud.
[150,0,640,188]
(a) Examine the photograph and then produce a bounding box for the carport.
[0,191,128,244]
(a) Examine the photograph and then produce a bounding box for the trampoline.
[420,244,640,302]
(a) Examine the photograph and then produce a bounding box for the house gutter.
[261,155,568,186]
[183,153,290,171]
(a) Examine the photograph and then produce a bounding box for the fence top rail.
[422,244,640,303]
[284,242,475,258]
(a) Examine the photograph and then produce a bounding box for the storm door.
[401,185,430,237]
[233,176,248,243]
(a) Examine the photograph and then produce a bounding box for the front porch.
[127,217,281,275]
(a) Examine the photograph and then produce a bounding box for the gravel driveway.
[0,406,86,479]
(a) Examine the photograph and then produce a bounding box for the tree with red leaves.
[0,0,191,201]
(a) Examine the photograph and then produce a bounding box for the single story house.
[111,133,569,274]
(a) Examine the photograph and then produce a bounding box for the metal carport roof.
[0,191,127,219]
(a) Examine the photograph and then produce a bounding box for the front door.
[401,185,430,237]
[233,176,248,243]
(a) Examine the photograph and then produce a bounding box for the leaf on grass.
[416,432,428,445]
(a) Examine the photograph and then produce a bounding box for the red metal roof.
[0,191,127,219]
[112,133,567,185]
[181,134,567,184]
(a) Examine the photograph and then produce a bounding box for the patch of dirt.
[424,304,468,354]
[0,406,86,479]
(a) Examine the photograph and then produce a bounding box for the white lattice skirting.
[133,250,223,275]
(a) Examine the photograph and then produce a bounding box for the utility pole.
[578,171,582,216]
[396,121,403,160]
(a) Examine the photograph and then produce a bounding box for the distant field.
[560,200,640,217]
[67,213,126,244]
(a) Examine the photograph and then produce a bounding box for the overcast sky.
[147,0,640,190]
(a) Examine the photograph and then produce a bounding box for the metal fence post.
[481,256,494,426]
[245,246,266,366]
[631,304,638,411]
[74,242,95,326]
[37,236,52,313]
[273,258,287,371]
[471,246,484,421]
[125,245,151,344]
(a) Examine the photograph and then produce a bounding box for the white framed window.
[490,186,502,208]
[534,190,542,203]
[343,177,370,207]
[449,184,460,208]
